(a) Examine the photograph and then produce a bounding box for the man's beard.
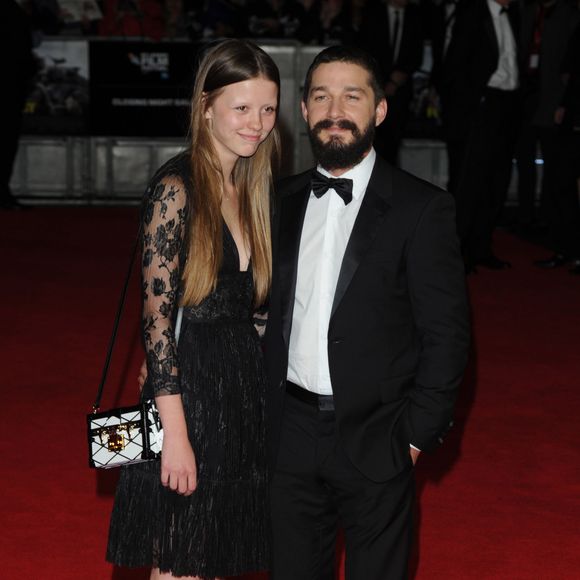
[308,118,375,171]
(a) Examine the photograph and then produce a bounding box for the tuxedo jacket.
[264,156,470,482]
[519,0,580,127]
[427,0,462,94]
[359,1,424,87]
[441,0,520,137]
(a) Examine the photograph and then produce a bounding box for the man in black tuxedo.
[359,0,424,164]
[534,20,580,273]
[516,0,580,237]
[264,45,470,580]
[426,0,462,193]
[441,0,520,271]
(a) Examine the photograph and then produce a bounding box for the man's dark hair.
[302,45,386,105]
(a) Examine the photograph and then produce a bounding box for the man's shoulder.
[396,167,446,198]
[374,156,450,206]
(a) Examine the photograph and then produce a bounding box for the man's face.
[301,62,387,173]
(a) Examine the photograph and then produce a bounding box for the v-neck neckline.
[222,220,251,273]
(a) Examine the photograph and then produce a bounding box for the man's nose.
[327,99,344,119]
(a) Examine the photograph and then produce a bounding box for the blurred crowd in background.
[3,0,580,274]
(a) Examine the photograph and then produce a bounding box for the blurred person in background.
[425,0,462,192]
[0,0,37,210]
[359,0,424,164]
[514,0,580,236]
[21,0,63,36]
[516,0,580,238]
[268,0,357,45]
[98,0,166,39]
[533,21,580,274]
[200,0,247,39]
[317,0,357,44]
[246,0,303,39]
[442,0,521,272]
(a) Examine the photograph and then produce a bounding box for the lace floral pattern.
[142,175,187,397]
[108,152,270,577]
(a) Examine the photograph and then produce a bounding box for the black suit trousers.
[544,130,580,257]
[514,84,562,226]
[455,87,519,263]
[270,394,415,580]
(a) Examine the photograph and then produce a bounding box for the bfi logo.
[128,52,170,77]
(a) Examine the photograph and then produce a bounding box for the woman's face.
[205,76,278,166]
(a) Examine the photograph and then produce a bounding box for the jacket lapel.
[484,4,499,62]
[330,160,393,319]
[278,184,310,348]
[507,4,519,50]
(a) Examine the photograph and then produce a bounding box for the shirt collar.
[316,148,376,201]
[487,0,507,17]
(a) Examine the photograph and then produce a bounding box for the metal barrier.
[11,42,509,204]
[12,135,459,204]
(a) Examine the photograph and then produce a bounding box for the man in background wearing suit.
[515,0,580,240]
[427,0,462,193]
[532,18,580,273]
[264,45,470,580]
[442,0,520,272]
[359,0,424,164]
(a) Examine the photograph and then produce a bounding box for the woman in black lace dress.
[106,39,280,579]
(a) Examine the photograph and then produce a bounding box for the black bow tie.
[311,170,353,205]
[500,6,508,14]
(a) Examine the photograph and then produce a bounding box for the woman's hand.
[155,395,197,496]
[161,432,197,496]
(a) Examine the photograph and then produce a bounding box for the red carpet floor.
[1,208,579,579]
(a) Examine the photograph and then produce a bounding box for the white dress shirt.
[287,149,376,395]
[487,0,519,91]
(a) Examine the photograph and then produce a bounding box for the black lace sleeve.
[141,175,187,397]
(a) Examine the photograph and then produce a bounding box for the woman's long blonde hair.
[182,39,280,307]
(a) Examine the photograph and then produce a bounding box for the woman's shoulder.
[143,149,192,205]
[149,149,192,188]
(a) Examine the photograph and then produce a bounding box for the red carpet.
[1,208,579,579]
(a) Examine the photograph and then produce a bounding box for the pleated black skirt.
[106,318,270,578]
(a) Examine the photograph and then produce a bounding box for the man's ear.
[301,100,308,123]
[375,98,388,126]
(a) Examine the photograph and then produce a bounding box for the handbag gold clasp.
[98,423,138,451]
[108,430,126,451]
